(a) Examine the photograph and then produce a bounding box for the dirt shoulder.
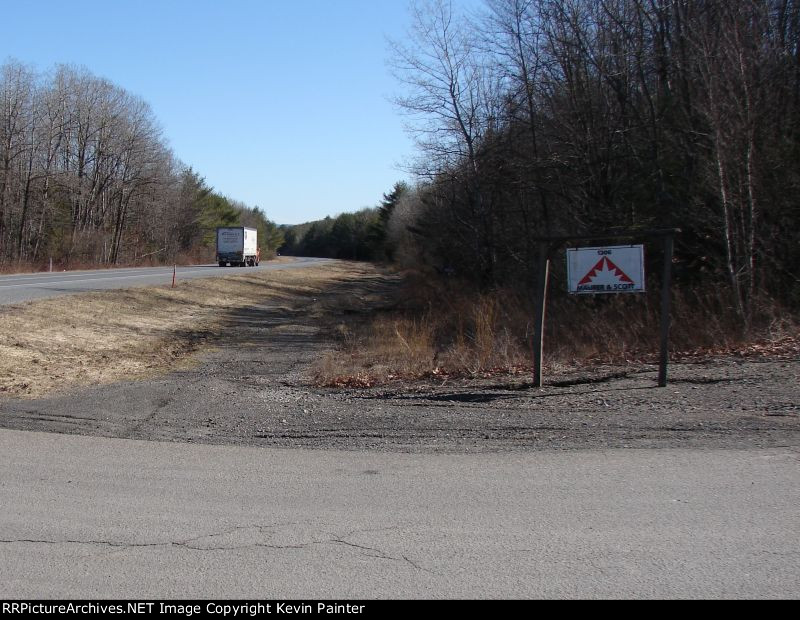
[0,261,797,452]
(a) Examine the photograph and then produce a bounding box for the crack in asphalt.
[326,539,431,573]
[0,524,433,573]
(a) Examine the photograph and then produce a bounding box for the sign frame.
[529,229,678,388]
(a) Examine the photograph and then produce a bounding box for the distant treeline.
[279,183,404,261]
[0,61,282,268]
[285,0,800,333]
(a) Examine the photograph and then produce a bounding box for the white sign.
[567,245,645,294]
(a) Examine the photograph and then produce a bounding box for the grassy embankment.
[0,261,362,399]
[1,259,796,398]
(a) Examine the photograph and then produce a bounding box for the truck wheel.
[219,261,225,267]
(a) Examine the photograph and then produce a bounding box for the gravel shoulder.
[0,264,797,453]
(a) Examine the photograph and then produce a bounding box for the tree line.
[372,0,799,331]
[0,61,282,268]
[280,182,407,262]
[282,1,800,332]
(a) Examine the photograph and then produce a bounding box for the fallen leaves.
[316,336,799,390]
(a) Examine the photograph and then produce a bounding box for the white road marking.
[0,266,174,283]
[0,268,248,289]
[0,259,322,304]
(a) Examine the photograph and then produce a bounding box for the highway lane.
[0,257,331,305]
[0,429,797,598]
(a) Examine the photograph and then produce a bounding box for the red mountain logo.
[578,257,634,286]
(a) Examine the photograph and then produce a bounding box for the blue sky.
[3,0,471,224]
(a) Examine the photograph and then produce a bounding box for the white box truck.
[216,227,260,267]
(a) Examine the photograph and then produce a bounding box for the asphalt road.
[0,257,330,305]
[0,429,797,599]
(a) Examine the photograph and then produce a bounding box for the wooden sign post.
[530,229,678,389]
[657,234,674,387]
[532,243,550,388]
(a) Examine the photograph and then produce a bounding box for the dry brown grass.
[0,260,361,399]
[314,272,800,388]
[5,259,792,397]
[314,280,536,387]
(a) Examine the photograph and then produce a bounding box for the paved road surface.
[0,429,797,598]
[0,257,330,305]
